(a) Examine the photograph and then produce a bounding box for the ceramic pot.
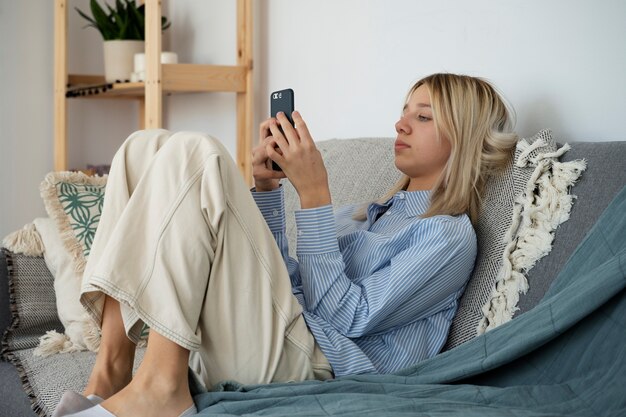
[103,40,145,83]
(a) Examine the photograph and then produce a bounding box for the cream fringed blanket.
[443,130,586,348]
[477,138,586,333]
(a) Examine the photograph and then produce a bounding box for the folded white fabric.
[51,391,103,417]
[64,403,197,417]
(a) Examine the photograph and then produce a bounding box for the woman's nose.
[395,117,410,135]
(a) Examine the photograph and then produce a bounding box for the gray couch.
[1,137,625,417]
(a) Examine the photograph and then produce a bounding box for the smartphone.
[270,88,295,171]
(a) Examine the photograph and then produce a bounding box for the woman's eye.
[417,115,432,122]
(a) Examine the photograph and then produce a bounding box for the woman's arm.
[252,111,333,286]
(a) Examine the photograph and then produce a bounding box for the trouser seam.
[136,160,210,298]
[225,198,294,327]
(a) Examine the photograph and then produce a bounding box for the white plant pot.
[103,40,145,83]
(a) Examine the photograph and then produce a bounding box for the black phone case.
[270,89,295,171]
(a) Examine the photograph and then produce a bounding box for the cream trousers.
[80,130,332,389]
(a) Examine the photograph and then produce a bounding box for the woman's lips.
[394,139,410,150]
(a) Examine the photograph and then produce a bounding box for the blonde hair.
[357,73,518,225]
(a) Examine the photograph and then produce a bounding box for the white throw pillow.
[32,217,100,356]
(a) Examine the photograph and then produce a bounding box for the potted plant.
[76,0,171,83]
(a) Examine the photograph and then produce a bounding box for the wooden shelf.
[54,0,254,182]
[66,64,248,98]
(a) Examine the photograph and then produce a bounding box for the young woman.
[54,73,517,417]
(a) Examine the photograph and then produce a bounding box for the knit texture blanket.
[192,185,626,416]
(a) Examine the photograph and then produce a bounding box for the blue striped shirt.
[252,187,477,377]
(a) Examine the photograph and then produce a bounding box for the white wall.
[260,0,626,142]
[1,1,55,238]
[1,0,625,238]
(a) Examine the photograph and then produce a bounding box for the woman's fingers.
[268,117,291,152]
[275,112,299,144]
[259,118,273,144]
[292,111,314,145]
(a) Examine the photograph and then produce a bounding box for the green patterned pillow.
[40,172,107,274]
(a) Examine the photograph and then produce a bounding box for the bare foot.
[97,372,194,417]
[93,325,194,416]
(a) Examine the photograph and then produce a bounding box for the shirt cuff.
[295,205,339,255]
[251,187,284,232]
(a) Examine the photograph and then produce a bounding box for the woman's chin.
[394,160,412,177]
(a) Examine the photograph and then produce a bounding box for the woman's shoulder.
[419,211,473,227]
[415,212,476,246]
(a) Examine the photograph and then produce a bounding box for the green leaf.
[76,0,170,41]
[89,0,113,39]
[162,17,171,31]
[75,7,97,27]
[128,1,145,40]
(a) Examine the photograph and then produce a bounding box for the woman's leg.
[97,329,192,417]
[81,129,172,336]
[78,130,330,416]
[77,129,173,402]
[83,296,135,399]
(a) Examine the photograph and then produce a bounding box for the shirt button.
[298,230,303,236]
[385,211,392,216]
[272,209,279,216]
[398,193,405,200]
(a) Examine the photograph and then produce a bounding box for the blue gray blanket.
[193,186,626,416]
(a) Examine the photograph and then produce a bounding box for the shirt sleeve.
[295,208,477,338]
[251,187,301,286]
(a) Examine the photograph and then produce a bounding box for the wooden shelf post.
[54,0,68,171]
[236,0,254,183]
[144,0,163,129]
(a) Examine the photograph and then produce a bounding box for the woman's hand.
[266,111,331,209]
[252,119,286,192]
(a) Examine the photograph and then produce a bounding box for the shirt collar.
[366,189,431,221]
[397,190,431,217]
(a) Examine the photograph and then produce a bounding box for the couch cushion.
[0,361,37,417]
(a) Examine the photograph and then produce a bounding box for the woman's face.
[394,84,451,191]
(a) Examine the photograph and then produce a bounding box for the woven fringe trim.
[39,171,107,274]
[33,320,101,357]
[33,330,80,358]
[2,223,45,257]
[477,140,587,334]
[1,250,20,358]
[1,250,49,417]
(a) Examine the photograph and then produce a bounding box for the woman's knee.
[157,131,231,162]
[116,129,173,164]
